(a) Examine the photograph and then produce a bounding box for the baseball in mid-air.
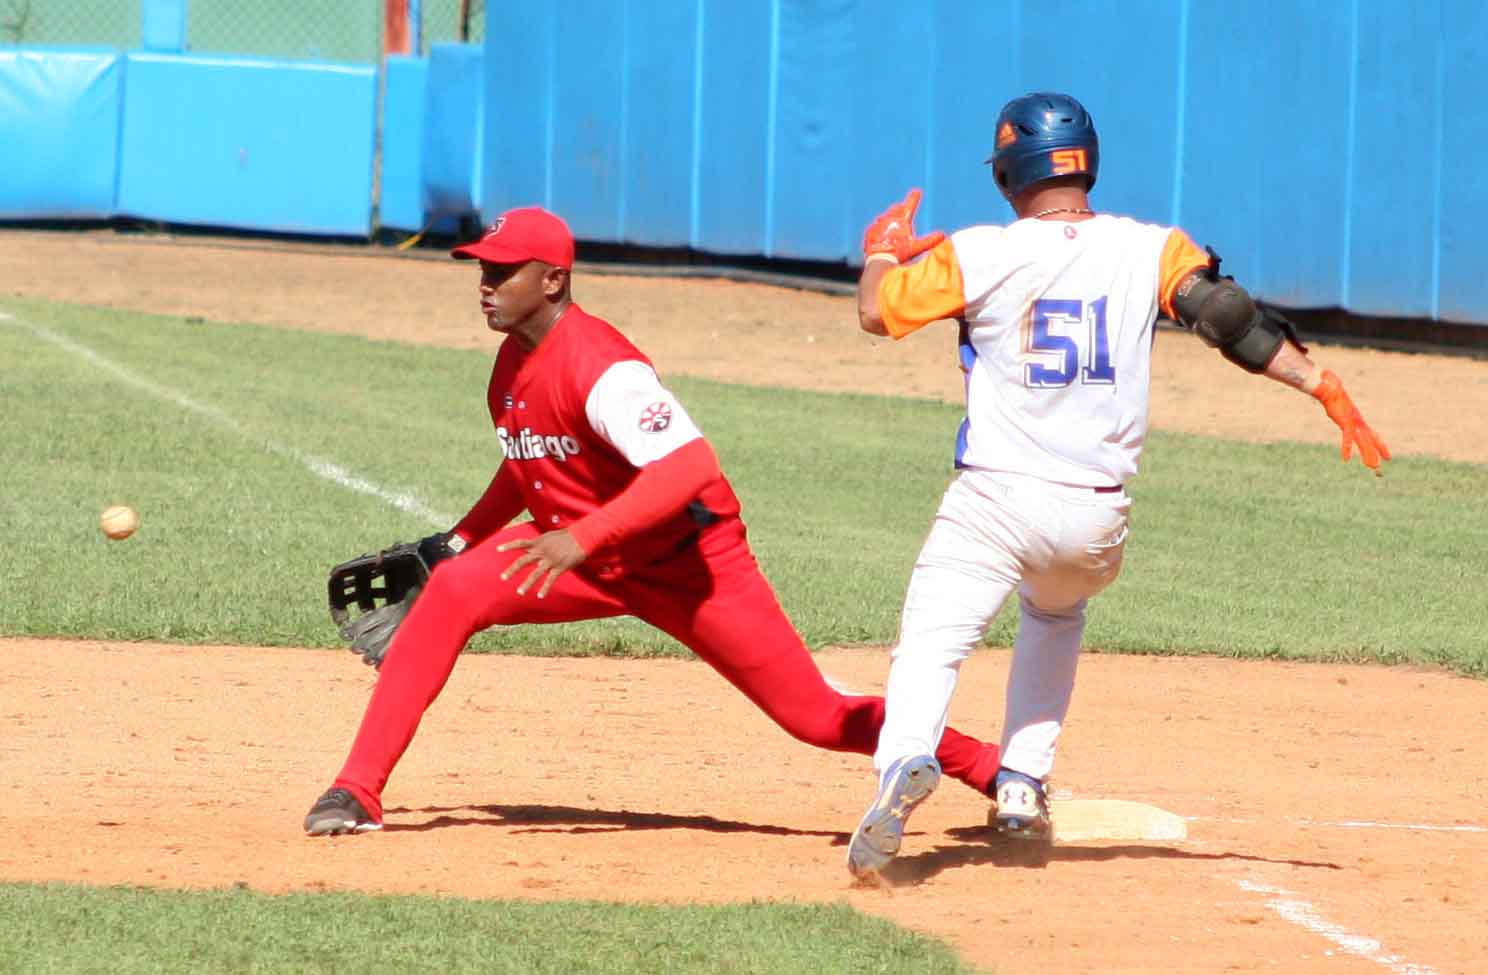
[100,504,140,541]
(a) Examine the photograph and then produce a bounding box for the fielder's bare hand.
[498,529,588,598]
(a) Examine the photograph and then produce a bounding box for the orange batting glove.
[862,188,946,263]
[1311,369,1391,472]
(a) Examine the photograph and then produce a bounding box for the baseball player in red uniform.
[304,206,1003,835]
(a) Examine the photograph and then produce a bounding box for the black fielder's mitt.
[327,533,460,669]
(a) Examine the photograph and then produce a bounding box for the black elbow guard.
[1170,250,1302,373]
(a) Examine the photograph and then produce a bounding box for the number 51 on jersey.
[1024,297,1114,388]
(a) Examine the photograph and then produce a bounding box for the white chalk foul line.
[1236,880,1438,975]
[1190,814,1488,835]
[2,310,454,527]
[1299,818,1488,834]
[705,649,1454,972]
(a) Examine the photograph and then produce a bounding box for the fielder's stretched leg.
[309,522,628,832]
[629,521,1002,792]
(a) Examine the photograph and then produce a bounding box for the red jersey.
[484,304,741,573]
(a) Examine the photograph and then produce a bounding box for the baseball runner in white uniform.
[845,92,1390,878]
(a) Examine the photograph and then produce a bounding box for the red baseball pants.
[333,519,1000,820]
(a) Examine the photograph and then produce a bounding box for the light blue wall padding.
[381,55,429,232]
[619,4,698,247]
[768,0,854,259]
[1347,4,1439,319]
[480,0,1488,325]
[849,8,943,247]
[422,43,484,219]
[141,0,187,53]
[691,2,771,256]
[1012,2,1180,235]
[916,5,1009,254]
[114,54,376,236]
[1436,0,1488,323]
[549,4,626,242]
[2,2,1484,323]
[481,5,549,215]
[0,49,122,219]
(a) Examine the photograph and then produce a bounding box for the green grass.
[1,293,1481,974]
[2,295,1485,674]
[0,883,977,975]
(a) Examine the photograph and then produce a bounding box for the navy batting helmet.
[987,92,1099,200]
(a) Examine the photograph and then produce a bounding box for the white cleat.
[992,770,1051,840]
[847,755,941,877]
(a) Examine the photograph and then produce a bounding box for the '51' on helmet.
[987,92,1099,201]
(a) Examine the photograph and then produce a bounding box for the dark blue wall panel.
[924,2,1017,238]
[1016,0,1181,230]
[693,1,772,255]
[848,6,936,235]
[770,0,856,260]
[475,0,1488,325]
[549,3,627,241]
[1177,7,1271,292]
[482,6,553,215]
[1250,2,1352,307]
[4,3,1486,324]
[1349,4,1440,318]
[115,54,375,236]
[1437,0,1488,323]
[0,50,122,219]
[620,1,700,247]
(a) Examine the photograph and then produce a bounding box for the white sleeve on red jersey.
[584,360,704,467]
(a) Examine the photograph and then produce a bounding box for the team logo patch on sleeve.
[638,401,673,432]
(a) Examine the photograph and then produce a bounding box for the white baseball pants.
[874,469,1131,783]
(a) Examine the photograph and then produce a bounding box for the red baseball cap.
[451,206,575,269]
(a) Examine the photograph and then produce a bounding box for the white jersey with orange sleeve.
[869,212,1214,796]
[878,215,1210,487]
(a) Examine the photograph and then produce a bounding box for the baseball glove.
[327,533,459,668]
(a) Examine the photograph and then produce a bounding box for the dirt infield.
[5,230,1488,973]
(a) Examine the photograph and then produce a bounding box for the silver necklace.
[1030,207,1095,219]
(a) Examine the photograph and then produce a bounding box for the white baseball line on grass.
[1236,880,1438,975]
[2,310,455,526]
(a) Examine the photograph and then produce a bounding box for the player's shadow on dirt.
[382,801,843,838]
[867,826,1342,887]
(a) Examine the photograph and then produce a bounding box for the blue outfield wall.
[482,0,1488,326]
[381,55,429,232]
[2,47,378,237]
[381,46,482,234]
[422,43,485,221]
[0,49,123,219]
[1436,1,1488,324]
[116,54,376,236]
